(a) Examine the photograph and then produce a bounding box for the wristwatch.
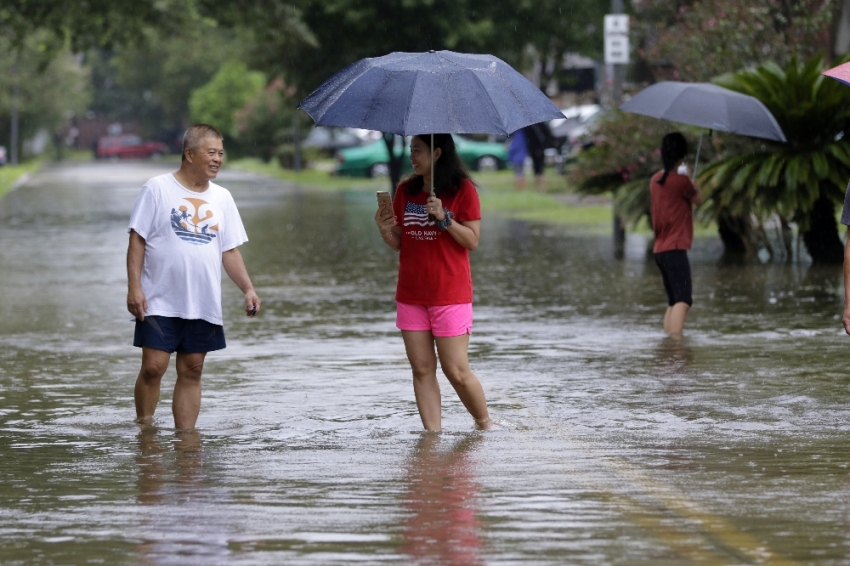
[436,209,454,231]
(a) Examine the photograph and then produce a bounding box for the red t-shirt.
[650,170,697,253]
[393,178,481,305]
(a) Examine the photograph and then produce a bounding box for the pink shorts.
[396,302,473,337]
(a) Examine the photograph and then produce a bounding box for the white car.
[549,104,602,142]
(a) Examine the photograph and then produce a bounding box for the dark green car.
[335,135,507,178]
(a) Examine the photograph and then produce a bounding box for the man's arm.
[127,231,148,320]
[222,247,261,316]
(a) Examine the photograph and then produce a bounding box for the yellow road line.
[488,398,798,565]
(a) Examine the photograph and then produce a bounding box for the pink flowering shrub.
[234,78,298,162]
[633,0,834,82]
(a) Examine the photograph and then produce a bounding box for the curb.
[9,172,33,192]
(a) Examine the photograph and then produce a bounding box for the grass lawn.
[228,158,615,229]
[0,162,43,200]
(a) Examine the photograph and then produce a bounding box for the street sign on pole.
[604,14,629,35]
[604,14,630,65]
[604,36,630,65]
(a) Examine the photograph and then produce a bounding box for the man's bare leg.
[134,347,171,424]
[173,352,206,430]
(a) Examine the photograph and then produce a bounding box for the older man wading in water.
[126,124,261,430]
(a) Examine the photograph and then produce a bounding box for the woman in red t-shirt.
[374,133,491,431]
[649,132,703,338]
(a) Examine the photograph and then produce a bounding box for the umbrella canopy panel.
[298,50,564,136]
[620,81,787,142]
[823,61,850,87]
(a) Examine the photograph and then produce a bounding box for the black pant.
[654,250,693,306]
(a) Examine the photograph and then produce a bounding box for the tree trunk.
[779,215,794,263]
[801,194,844,264]
[716,211,752,255]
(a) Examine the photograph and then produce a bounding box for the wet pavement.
[1,161,849,565]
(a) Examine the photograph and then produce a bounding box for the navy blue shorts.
[654,250,693,307]
[133,316,226,354]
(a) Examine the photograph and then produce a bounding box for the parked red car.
[96,135,168,159]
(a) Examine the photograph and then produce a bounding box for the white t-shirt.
[128,173,248,325]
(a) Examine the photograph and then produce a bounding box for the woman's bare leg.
[665,302,690,338]
[435,334,491,429]
[402,331,441,431]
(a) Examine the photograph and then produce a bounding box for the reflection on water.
[1,162,850,564]
[653,337,694,382]
[135,428,220,564]
[402,434,483,565]
[136,428,204,506]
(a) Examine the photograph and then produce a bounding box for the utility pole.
[610,0,624,105]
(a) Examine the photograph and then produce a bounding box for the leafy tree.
[0,33,90,160]
[87,24,244,140]
[700,54,850,264]
[484,0,609,87]
[233,78,299,162]
[633,0,839,82]
[0,0,214,54]
[189,61,266,146]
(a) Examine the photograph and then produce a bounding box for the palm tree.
[700,54,850,263]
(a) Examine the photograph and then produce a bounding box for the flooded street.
[1,161,849,565]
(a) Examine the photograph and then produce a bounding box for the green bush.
[189,61,265,140]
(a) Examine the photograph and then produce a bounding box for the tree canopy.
[0,33,90,158]
[633,0,839,82]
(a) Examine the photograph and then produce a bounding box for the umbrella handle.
[431,134,435,196]
[692,130,704,181]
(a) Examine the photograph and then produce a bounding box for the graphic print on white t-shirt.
[170,197,219,245]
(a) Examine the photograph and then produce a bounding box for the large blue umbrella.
[298,50,563,137]
[299,50,563,193]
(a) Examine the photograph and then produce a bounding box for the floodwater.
[1,161,849,565]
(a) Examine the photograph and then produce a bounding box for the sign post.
[604,13,629,105]
[605,5,629,256]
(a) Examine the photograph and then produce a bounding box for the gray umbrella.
[298,50,564,194]
[620,81,787,177]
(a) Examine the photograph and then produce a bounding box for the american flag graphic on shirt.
[403,202,434,227]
